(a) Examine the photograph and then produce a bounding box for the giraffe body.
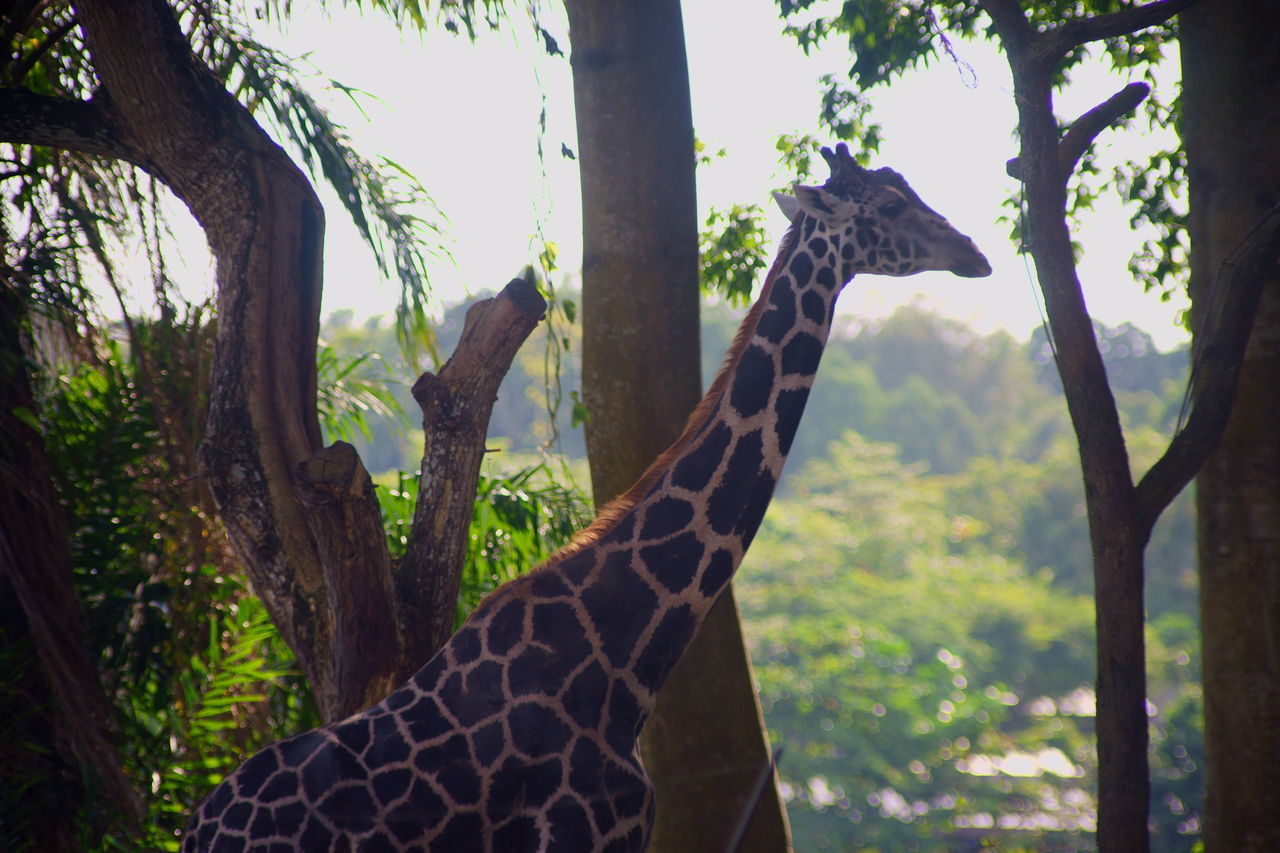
[184,145,990,852]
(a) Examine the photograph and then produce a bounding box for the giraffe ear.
[791,184,841,219]
[772,191,802,221]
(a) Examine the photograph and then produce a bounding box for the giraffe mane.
[548,215,804,562]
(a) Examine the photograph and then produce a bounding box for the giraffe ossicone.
[183,142,990,852]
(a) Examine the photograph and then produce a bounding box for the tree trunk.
[563,2,790,849]
[70,0,545,724]
[1182,4,1280,849]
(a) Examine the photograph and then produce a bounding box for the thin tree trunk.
[1182,3,1280,849]
[564,1,790,848]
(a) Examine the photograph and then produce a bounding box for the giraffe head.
[775,143,991,280]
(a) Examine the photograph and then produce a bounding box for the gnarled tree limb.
[397,275,548,665]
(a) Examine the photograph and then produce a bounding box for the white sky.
[211,0,1188,350]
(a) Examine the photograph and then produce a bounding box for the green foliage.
[377,464,592,627]
[700,203,770,306]
[742,432,1098,851]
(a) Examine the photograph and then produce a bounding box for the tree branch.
[0,87,148,167]
[396,275,547,666]
[1135,205,1280,532]
[1006,82,1150,181]
[976,0,1035,53]
[1044,0,1201,57]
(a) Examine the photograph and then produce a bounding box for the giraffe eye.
[879,195,908,218]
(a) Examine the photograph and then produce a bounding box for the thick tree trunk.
[564,2,790,849]
[1182,4,1280,850]
[70,0,545,724]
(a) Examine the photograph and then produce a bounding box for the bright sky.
[251,0,1188,350]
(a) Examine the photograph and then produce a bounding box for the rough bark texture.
[398,277,547,662]
[1182,3,1280,849]
[564,1,790,849]
[69,0,546,724]
[975,2,1204,850]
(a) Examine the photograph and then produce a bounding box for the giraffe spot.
[530,569,573,598]
[383,688,414,712]
[604,682,643,758]
[257,770,298,804]
[248,804,278,838]
[233,749,279,798]
[774,387,812,457]
[301,743,365,802]
[432,744,482,806]
[358,832,397,853]
[485,599,526,656]
[365,715,411,766]
[547,795,595,849]
[317,784,377,833]
[509,701,572,759]
[591,796,617,841]
[485,757,529,823]
[672,421,731,492]
[465,660,504,695]
[271,800,307,836]
[404,696,452,743]
[332,720,372,755]
[604,759,649,819]
[563,661,608,730]
[756,284,797,344]
[451,626,482,665]
[603,511,636,545]
[507,645,559,697]
[736,470,778,547]
[412,654,448,693]
[781,332,824,377]
[856,228,872,249]
[801,290,826,324]
[494,816,541,850]
[221,800,253,831]
[386,779,446,842]
[533,602,592,663]
[438,668,503,727]
[802,216,819,240]
[790,249,816,284]
[434,812,484,853]
[816,266,836,289]
[568,736,607,796]
[559,549,597,587]
[299,817,334,849]
[808,237,829,258]
[638,531,705,594]
[277,730,324,769]
[729,345,775,419]
[581,558,659,669]
[470,720,506,768]
[371,767,413,806]
[842,241,856,259]
[706,430,765,536]
[639,496,694,540]
[700,549,735,597]
[634,605,697,692]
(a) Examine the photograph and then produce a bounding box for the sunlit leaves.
[700,203,769,307]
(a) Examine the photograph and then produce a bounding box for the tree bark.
[564,1,790,849]
[1182,3,1280,849]
[70,0,546,723]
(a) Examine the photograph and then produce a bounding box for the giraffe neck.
[543,212,848,705]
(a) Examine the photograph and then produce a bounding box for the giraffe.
[182,143,991,852]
